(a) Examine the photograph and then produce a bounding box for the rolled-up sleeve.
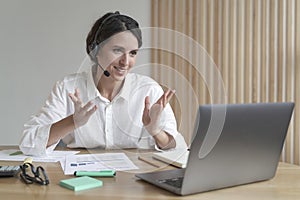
[19,81,68,156]
[19,124,52,156]
[161,104,187,150]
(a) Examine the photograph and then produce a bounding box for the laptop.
[135,102,294,196]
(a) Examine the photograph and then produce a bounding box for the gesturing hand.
[142,89,175,136]
[68,88,97,128]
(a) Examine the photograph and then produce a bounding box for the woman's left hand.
[142,89,175,136]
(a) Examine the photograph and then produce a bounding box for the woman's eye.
[113,49,122,54]
[130,50,137,56]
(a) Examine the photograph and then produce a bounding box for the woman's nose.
[119,53,129,66]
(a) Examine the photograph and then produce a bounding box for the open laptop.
[135,102,294,196]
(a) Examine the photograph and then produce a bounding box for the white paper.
[0,149,80,162]
[62,153,139,175]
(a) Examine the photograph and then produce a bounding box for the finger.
[166,89,175,99]
[145,96,150,109]
[69,96,82,111]
[143,96,150,116]
[142,96,150,125]
[82,101,95,111]
[69,89,81,102]
[86,105,98,117]
[165,89,175,104]
[74,89,83,105]
[157,88,170,102]
[155,91,168,106]
[68,93,81,106]
[75,88,80,98]
[69,90,84,111]
[68,93,77,103]
[162,89,175,107]
[162,91,167,107]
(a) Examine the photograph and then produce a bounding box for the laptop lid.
[136,102,294,196]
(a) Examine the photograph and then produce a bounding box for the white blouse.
[19,70,187,156]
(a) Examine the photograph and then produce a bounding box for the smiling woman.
[18,11,187,156]
[96,31,139,84]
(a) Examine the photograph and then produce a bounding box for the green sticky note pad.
[60,176,103,191]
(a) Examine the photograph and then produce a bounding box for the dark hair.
[86,11,142,62]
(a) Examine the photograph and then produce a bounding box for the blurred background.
[1,0,299,166]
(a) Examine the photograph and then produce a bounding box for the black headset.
[89,11,121,77]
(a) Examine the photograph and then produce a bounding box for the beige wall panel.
[151,0,300,165]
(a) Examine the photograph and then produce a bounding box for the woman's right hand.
[68,88,97,128]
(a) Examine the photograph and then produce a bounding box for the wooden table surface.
[0,146,300,200]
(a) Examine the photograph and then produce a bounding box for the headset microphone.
[95,57,110,77]
[103,70,110,77]
[99,65,110,77]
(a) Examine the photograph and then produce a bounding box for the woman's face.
[97,31,139,81]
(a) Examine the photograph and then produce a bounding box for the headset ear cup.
[90,43,99,62]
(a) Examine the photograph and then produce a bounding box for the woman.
[19,11,187,156]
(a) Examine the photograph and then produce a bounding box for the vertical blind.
[151,0,300,165]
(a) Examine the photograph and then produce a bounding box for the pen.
[138,156,160,168]
[9,151,23,156]
[74,170,116,177]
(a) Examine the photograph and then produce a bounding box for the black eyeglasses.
[20,162,49,185]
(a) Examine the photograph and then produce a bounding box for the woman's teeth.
[114,66,126,72]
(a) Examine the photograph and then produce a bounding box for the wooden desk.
[1,147,300,199]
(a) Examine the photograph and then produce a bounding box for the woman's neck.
[97,77,124,102]
[93,66,124,101]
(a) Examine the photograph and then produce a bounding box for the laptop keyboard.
[158,177,184,188]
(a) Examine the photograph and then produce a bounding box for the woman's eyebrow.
[130,49,139,52]
[112,45,125,50]
[112,45,139,52]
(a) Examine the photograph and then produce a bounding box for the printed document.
[62,153,139,175]
[0,149,79,162]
